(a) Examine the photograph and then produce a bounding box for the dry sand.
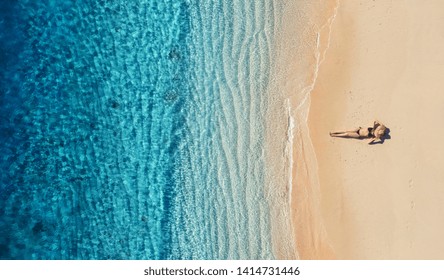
[307,0,444,259]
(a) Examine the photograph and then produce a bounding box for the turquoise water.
[0,0,276,259]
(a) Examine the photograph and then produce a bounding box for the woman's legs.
[329,129,361,138]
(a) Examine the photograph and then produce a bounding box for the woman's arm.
[369,136,384,144]
[373,120,381,128]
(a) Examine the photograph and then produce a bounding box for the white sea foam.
[170,0,340,260]
[264,0,340,259]
[285,98,295,206]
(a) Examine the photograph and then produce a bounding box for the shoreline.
[288,2,339,259]
[266,0,338,259]
[308,0,444,258]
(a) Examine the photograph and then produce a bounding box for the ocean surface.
[0,0,280,259]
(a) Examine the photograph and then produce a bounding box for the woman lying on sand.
[330,120,387,144]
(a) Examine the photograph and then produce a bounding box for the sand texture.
[308,0,444,259]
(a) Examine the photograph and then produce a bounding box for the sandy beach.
[304,0,444,259]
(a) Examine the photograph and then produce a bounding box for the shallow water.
[0,0,278,259]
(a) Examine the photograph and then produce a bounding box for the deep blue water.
[0,0,276,259]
